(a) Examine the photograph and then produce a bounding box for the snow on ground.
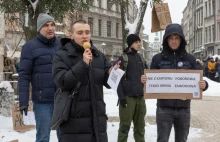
[104,88,157,116]
[203,77,220,97]
[0,115,202,142]
[105,77,219,117]
[108,122,202,142]
[0,77,217,141]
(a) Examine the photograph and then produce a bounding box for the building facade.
[0,0,140,73]
[62,0,139,61]
[182,0,220,59]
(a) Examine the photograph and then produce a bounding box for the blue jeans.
[156,107,190,142]
[33,103,54,142]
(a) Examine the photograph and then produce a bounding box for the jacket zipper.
[37,74,40,91]
[174,52,177,69]
[173,52,177,106]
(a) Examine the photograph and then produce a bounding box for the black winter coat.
[117,48,147,101]
[52,39,111,142]
[150,23,208,108]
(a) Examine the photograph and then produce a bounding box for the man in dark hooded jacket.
[52,20,118,142]
[141,23,209,142]
[117,34,147,142]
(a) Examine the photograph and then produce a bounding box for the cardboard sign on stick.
[10,140,18,142]
[151,3,172,32]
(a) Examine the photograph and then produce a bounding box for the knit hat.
[37,13,55,32]
[127,34,141,48]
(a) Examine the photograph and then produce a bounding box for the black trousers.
[156,107,190,142]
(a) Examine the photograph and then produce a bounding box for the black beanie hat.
[127,34,141,48]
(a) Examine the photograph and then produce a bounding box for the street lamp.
[101,42,106,54]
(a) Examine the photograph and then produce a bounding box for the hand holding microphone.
[83,42,92,65]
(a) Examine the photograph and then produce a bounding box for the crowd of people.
[197,56,220,82]
[0,12,210,142]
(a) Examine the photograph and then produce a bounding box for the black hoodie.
[150,23,208,108]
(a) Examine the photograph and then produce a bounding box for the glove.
[20,105,28,116]
[120,99,127,107]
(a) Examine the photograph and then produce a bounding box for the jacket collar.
[123,47,138,54]
[37,33,56,46]
[60,38,99,57]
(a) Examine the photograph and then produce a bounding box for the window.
[209,0,211,16]
[116,4,119,12]
[209,26,211,42]
[201,9,203,25]
[98,19,102,36]
[205,27,208,43]
[107,0,111,10]
[218,49,220,55]
[107,21,111,37]
[116,23,119,38]
[212,25,215,42]
[200,30,202,46]
[205,2,207,17]
[99,0,101,8]
[88,17,93,35]
[213,0,215,16]
[218,22,220,41]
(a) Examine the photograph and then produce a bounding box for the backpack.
[121,53,146,78]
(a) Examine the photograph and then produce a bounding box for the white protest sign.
[107,66,125,91]
[146,73,200,97]
[144,70,203,99]
[23,111,36,125]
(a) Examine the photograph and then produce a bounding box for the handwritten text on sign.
[146,73,200,98]
[154,4,172,29]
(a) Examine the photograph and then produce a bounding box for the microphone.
[83,42,92,66]
[83,42,91,49]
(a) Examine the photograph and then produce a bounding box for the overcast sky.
[135,0,188,42]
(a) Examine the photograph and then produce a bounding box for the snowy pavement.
[0,115,202,142]
[0,77,219,142]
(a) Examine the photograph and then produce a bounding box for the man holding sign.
[141,23,208,142]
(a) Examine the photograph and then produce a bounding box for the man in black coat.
[141,23,208,142]
[117,34,147,142]
[52,20,117,142]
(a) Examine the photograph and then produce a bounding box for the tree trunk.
[136,0,149,35]
[23,26,37,41]
[22,5,39,41]
[120,4,127,50]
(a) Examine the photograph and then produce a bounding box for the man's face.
[71,23,91,47]
[131,41,141,51]
[39,22,55,39]
[167,34,181,50]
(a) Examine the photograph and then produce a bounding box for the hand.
[83,48,92,65]
[20,105,28,116]
[120,99,127,107]
[108,61,121,74]
[114,61,121,70]
[141,75,147,84]
[199,80,206,89]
